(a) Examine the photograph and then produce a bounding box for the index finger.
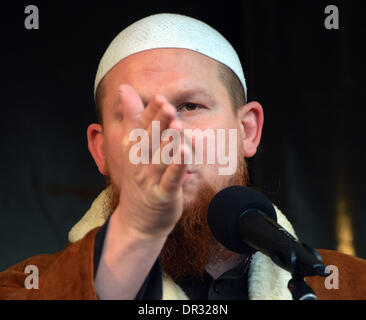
[118,84,144,131]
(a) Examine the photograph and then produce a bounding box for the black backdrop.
[1,1,365,271]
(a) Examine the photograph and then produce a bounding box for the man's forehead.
[104,49,221,103]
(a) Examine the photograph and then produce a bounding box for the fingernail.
[170,119,183,131]
[118,84,127,96]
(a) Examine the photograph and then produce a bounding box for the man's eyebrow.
[141,87,216,107]
[174,87,215,103]
[112,87,216,109]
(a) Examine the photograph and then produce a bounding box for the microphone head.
[207,185,277,253]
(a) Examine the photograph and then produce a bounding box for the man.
[1,13,365,300]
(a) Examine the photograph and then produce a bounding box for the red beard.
[160,161,249,282]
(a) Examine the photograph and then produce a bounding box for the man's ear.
[237,101,264,158]
[87,123,107,175]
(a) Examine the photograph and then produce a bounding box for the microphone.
[207,186,328,278]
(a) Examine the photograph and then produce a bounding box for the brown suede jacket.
[0,226,366,300]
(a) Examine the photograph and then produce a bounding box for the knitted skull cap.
[94,13,247,100]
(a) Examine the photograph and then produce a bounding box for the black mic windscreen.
[207,186,277,253]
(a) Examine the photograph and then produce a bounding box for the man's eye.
[177,103,202,112]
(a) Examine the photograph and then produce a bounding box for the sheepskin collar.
[69,186,296,300]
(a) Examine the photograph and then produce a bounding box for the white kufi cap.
[94,13,247,100]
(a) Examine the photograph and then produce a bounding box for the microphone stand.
[288,274,318,300]
[285,244,329,300]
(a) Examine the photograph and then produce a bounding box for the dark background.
[1,1,365,271]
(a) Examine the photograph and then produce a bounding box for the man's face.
[100,48,246,207]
